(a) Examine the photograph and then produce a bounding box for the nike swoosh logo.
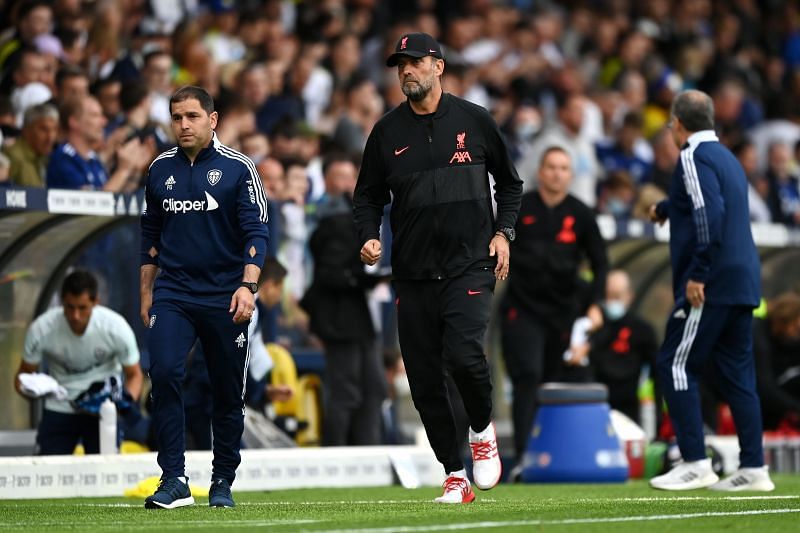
[467,290,482,295]
[429,49,438,53]
[394,146,410,156]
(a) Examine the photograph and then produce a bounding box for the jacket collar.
[686,130,718,150]
[405,91,452,119]
[178,132,218,163]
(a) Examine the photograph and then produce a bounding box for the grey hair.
[23,103,59,128]
[671,90,715,132]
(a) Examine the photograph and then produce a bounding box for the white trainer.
[434,475,475,504]
[469,422,502,490]
[650,458,719,491]
[709,466,775,492]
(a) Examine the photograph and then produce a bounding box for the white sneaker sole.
[709,479,775,492]
[474,461,502,491]
[145,496,195,509]
[650,472,719,491]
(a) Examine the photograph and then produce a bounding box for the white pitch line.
[315,508,800,533]
[69,500,461,507]
[1,519,320,529]
[569,495,800,503]
[41,495,799,508]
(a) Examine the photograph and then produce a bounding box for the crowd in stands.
[4,0,800,449]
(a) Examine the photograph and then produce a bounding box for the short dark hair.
[15,0,51,23]
[120,80,150,112]
[61,270,98,300]
[322,152,354,176]
[671,90,715,132]
[169,86,214,115]
[539,145,569,168]
[58,95,87,130]
[55,65,88,90]
[143,49,171,68]
[259,257,287,285]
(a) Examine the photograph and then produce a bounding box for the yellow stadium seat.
[296,374,322,447]
[267,343,300,417]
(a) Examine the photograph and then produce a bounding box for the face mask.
[393,373,411,398]
[516,121,540,141]
[603,299,628,321]
[606,197,629,217]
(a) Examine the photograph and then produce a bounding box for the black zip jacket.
[506,191,608,329]
[353,93,522,280]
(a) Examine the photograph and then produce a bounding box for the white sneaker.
[709,466,775,492]
[469,422,502,490]
[434,475,475,504]
[650,458,719,491]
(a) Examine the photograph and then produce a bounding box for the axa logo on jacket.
[162,191,220,213]
[449,131,472,164]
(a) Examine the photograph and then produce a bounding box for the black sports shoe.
[209,478,235,508]
[144,477,194,509]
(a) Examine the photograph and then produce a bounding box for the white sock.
[178,476,187,484]
[447,469,468,480]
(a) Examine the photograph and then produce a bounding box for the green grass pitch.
[2,476,800,531]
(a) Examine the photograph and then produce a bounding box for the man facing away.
[648,89,774,491]
[354,32,522,503]
[140,85,269,508]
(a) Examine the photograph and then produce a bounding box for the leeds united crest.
[207,169,222,186]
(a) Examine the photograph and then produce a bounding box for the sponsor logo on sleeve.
[246,179,256,204]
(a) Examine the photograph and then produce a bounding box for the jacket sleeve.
[680,151,724,284]
[483,112,523,230]
[581,206,609,304]
[353,129,390,246]
[237,160,270,268]
[309,216,381,291]
[140,168,163,266]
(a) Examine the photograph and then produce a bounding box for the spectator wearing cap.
[2,102,58,187]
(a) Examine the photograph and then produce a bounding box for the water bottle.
[99,398,118,454]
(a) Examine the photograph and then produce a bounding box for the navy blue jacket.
[141,134,269,306]
[656,130,760,307]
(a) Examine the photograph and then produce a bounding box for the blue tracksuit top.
[140,134,269,306]
[656,130,760,307]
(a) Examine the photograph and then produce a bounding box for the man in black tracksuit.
[588,270,658,426]
[500,146,608,463]
[353,33,522,503]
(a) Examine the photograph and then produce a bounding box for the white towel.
[562,316,593,366]
[18,372,69,400]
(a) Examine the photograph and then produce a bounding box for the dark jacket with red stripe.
[505,191,608,330]
[353,93,522,280]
